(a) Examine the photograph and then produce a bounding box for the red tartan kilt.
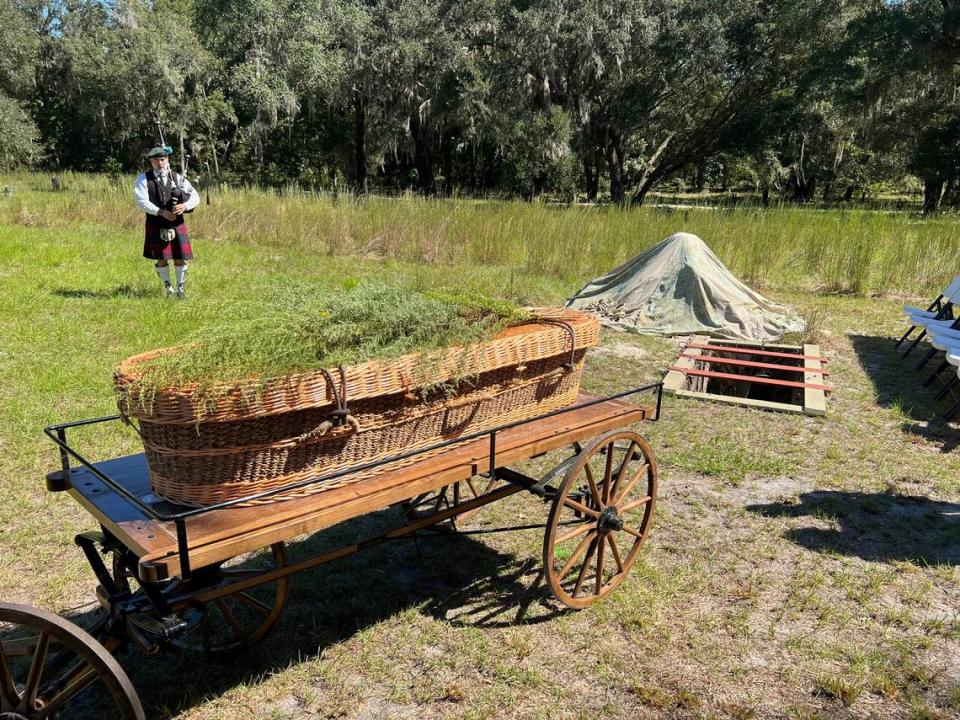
[143,222,193,261]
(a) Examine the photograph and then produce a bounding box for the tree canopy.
[5,0,960,211]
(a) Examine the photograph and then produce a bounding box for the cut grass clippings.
[123,282,527,415]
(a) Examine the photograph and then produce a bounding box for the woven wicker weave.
[115,308,599,507]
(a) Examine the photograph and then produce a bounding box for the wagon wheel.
[175,542,290,655]
[543,430,657,609]
[112,543,290,655]
[0,602,144,719]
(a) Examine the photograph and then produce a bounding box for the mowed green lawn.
[1,181,959,719]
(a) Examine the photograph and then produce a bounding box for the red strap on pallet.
[668,366,832,392]
[683,343,828,363]
[679,353,831,376]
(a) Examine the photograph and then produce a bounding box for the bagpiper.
[133,133,199,298]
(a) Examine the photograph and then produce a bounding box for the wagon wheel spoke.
[620,524,645,540]
[619,495,653,514]
[234,592,272,616]
[35,661,100,717]
[19,630,50,712]
[556,531,598,581]
[611,441,637,503]
[606,534,625,574]
[562,497,600,520]
[582,463,602,507]
[613,463,650,507]
[571,539,598,599]
[0,638,21,708]
[214,599,247,641]
[594,537,607,596]
[555,521,593,545]
[602,443,615,504]
[454,474,503,523]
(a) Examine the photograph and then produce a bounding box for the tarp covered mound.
[565,232,804,341]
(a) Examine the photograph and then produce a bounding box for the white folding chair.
[899,275,960,355]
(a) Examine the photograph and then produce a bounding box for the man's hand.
[173,203,187,215]
[158,209,177,221]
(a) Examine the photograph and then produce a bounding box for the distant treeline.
[2,0,959,212]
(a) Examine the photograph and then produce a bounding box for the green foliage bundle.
[129,282,528,402]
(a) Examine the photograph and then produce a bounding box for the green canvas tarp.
[565,232,804,342]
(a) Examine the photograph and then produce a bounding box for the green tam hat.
[146,145,173,159]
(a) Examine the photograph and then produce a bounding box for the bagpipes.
[152,116,193,214]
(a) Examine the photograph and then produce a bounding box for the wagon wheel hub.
[596,506,624,533]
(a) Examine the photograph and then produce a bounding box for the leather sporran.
[159,228,176,243]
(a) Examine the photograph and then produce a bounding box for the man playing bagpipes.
[133,131,200,298]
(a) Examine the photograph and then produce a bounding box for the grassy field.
[1,174,959,719]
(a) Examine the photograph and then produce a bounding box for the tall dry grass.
[2,171,957,296]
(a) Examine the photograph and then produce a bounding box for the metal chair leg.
[902,329,927,356]
[915,347,938,370]
[923,360,950,385]
[935,375,958,401]
[944,396,960,421]
[895,325,916,348]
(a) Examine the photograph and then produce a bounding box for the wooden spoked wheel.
[176,542,290,654]
[113,543,290,655]
[543,430,657,609]
[0,602,144,719]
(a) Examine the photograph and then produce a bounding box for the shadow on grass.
[748,490,960,565]
[849,334,959,452]
[53,285,155,300]
[3,506,567,718]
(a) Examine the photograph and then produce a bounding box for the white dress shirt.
[134,171,201,216]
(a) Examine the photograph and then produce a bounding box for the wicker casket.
[115,308,600,507]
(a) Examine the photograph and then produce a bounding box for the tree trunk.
[842,185,855,202]
[694,163,706,193]
[441,128,454,197]
[410,110,434,195]
[821,180,833,201]
[792,175,817,202]
[605,132,625,204]
[762,186,770,207]
[583,156,599,201]
[629,133,674,205]
[922,176,945,216]
[353,91,368,196]
[631,176,655,207]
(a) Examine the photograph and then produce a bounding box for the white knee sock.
[175,264,187,289]
[156,265,172,288]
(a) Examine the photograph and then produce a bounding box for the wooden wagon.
[1,383,662,718]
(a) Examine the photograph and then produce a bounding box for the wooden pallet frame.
[663,336,827,416]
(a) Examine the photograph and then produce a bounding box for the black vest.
[145,170,190,229]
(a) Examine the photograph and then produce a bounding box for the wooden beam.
[683,343,828,362]
[679,353,830,375]
[667,366,832,392]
